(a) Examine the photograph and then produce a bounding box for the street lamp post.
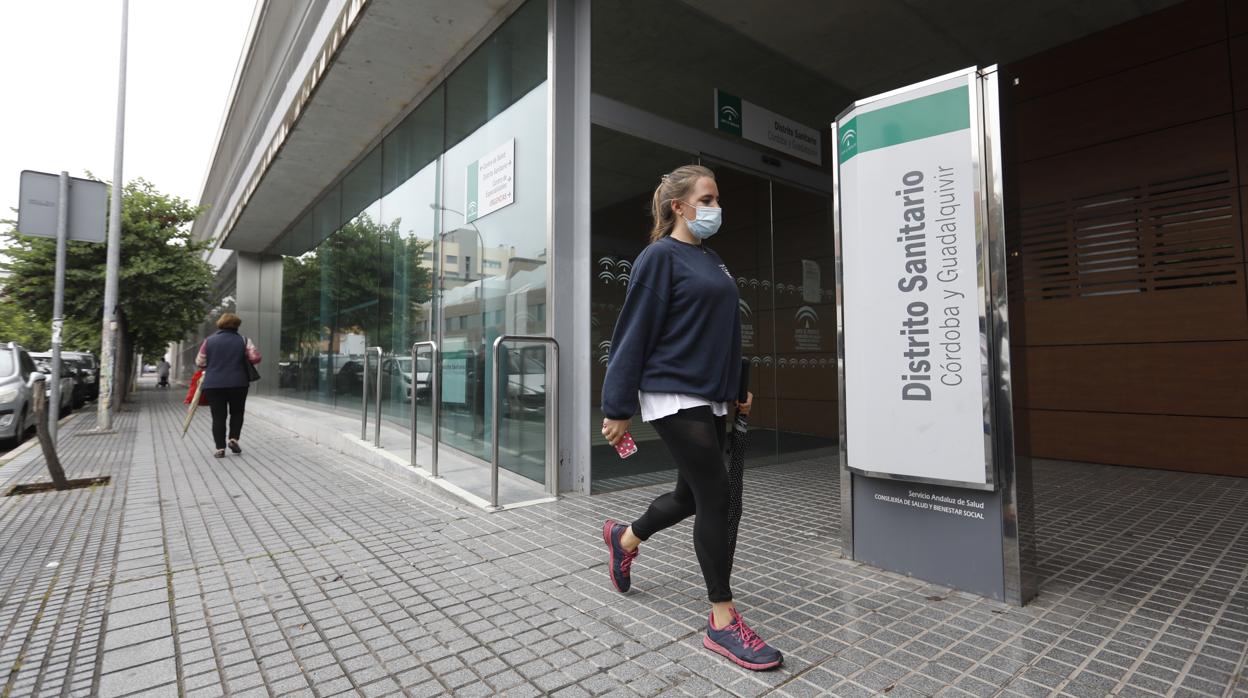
[98,0,128,431]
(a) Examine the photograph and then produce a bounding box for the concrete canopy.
[211,0,1183,255]
[678,0,1184,99]
[214,0,511,254]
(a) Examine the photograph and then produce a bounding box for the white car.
[34,360,75,415]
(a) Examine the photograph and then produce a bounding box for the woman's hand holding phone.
[601,418,630,446]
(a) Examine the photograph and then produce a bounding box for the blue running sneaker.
[602,519,638,593]
[703,610,783,671]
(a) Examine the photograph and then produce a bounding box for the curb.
[0,410,79,468]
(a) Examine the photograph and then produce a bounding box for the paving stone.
[1,384,1246,697]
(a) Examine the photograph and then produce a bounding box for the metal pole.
[416,344,426,469]
[360,350,370,441]
[490,335,560,510]
[97,0,128,432]
[547,341,559,497]
[490,338,503,510]
[373,348,382,447]
[49,172,69,443]
[410,341,439,476]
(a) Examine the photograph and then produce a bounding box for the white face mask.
[679,203,723,239]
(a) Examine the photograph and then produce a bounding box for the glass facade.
[244,0,846,495]
[270,0,550,483]
[588,126,840,492]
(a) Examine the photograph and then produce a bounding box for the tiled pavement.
[0,384,1244,697]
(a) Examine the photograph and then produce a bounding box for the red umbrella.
[181,370,207,438]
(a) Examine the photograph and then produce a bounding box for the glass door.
[768,179,838,461]
[589,130,837,492]
[699,163,780,465]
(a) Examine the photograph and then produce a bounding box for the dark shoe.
[602,519,638,593]
[228,439,241,454]
[704,610,783,671]
[213,449,226,459]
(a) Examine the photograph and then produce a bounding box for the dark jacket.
[199,330,252,390]
[601,236,742,419]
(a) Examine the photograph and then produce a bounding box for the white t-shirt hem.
[638,391,730,423]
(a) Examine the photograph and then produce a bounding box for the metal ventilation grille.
[1008,170,1241,302]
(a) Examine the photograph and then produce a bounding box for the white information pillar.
[834,66,1036,605]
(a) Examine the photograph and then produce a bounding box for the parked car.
[505,346,547,417]
[61,351,99,400]
[334,359,365,396]
[30,352,90,408]
[334,355,430,403]
[60,356,94,407]
[384,355,432,403]
[0,343,37,448]
[32,358,76,415]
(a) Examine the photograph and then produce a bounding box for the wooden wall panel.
[1025,410,1248,477]
[1020,271,1248,344]
[1007,1,1248,476]
[1015,116,1238,207]
[1232,35,1248,108]
[1015,45,1232,163]
[1018,343,1248,416]
[1010,0,1225,100]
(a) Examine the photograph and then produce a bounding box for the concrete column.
[548,0,591,494]
[235,252,284,396]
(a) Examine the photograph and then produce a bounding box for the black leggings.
[203,386,248,450]
[630,406,732,602]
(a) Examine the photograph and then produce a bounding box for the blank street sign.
[17,170,107,243]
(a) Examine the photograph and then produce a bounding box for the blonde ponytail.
[648,165,715,244]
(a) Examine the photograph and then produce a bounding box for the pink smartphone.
[614,432,638,459]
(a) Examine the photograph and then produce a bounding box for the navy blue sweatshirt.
[601,235,742,419]
[201,330,249,390]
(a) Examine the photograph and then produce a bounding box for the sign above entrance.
[714,90,821,165]
[834,68,995,489]
[466,139,515,223]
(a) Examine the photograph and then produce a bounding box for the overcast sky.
[0,0,256,222]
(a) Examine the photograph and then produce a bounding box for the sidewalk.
[0,381,1243,697]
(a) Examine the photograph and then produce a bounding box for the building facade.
[187,0,1247,502]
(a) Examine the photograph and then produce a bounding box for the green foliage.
[0,296,51,349]
[0,179,216,357]
[280,213,433,355]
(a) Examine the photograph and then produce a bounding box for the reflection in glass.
[273,0,550,494]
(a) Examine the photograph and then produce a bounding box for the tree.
[280,213,433,356]
[0,179,216,360]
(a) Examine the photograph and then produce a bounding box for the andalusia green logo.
[839,119,858,162]
[716,91,742,136]
[838,86,969,164]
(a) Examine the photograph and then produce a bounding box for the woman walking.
[196,312,261,458]
[600,165,782,670]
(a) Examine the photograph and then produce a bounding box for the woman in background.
[196,312,261,458]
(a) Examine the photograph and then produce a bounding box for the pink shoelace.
[730,615,766,651]
[619,548,637,576]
